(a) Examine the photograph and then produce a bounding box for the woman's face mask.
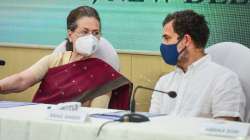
[75,34,99,56]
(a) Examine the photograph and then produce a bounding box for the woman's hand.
[0,84,3,94]
[82,100,91,107]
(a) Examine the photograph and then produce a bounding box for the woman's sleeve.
[27,53,57,81]
[90,93,111,108]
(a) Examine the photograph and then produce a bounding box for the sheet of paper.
[0,101,36,108]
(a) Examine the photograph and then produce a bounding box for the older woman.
[0,6,132,110]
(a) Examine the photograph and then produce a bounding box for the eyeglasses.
[74,29,101,38]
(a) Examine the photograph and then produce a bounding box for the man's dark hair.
[162,10,210,48]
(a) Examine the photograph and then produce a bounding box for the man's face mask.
[160,38,185,65]
[75,34,99,56]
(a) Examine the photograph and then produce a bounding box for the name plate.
[47,109,88,123]
[200,121,249,138]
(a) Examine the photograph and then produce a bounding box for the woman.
[0,6,132,110]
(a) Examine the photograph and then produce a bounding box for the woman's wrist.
[0,84,6,94]
[0,84,3,93]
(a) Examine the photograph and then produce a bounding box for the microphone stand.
[118,85,177,122]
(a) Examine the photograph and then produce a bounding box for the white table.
[0,104,249,140]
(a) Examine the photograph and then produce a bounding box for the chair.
[205,42,250,122]
[54,37,120,71]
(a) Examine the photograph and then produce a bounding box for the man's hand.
[215,116,240,121]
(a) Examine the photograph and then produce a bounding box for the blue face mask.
[160,40,185,65]
[160,43,179,65]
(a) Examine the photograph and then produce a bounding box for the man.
[149,10,245,121]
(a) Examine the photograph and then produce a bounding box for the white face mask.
[75,35,99,56]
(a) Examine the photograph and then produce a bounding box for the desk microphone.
[0,59,5,66]
[118,85,177,122]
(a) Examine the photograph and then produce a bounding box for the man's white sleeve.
[212,72,246,121]
[149,79,163,114]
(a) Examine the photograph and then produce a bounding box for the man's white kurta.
[150,55,245,120]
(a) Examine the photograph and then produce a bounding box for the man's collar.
[176,54,211,74]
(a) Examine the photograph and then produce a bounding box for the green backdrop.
[0,0,249,51]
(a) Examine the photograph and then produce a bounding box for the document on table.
[0,101,36,108]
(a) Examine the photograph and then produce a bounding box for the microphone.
[118,85,177,122]
[0,59,5,66]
